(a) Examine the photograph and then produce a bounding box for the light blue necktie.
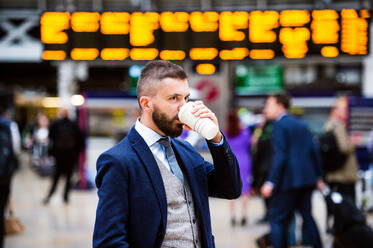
[158,137,184,184]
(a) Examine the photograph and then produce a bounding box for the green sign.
[235,64,283,95]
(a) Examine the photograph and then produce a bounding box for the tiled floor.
[5,162,98,248]
[3,138,371,248]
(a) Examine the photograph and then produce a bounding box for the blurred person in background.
[261,93,324,248]
[224,108,252,226]
[368,128,373,213]
[251,115,274,224]
[253,113,298,248]
[0,105,18,248]
[0,104,20,168]
[0,106,21,166]
[31,112,50,168]
[43,108,83,205]
[93,60,241,248]
[323,97,359,232]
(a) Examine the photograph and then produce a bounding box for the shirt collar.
[276,111,287,122]
[135,118,164,147]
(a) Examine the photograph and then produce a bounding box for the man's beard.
[152,105,184,138]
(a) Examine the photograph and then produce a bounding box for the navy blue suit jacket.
[93,126,242,248]
[268,115,323,192]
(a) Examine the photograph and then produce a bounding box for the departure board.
[40,9,370,61]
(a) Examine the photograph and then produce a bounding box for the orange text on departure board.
[40,9,371,61]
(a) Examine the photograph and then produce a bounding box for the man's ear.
[139,96,153,111]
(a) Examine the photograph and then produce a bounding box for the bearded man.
[93,60,242,248]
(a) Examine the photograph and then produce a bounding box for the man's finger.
[194,109,210,117]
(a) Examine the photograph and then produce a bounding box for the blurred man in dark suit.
[261,93,324,248]
[43,108,84,204]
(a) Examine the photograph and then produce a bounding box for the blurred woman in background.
[224,109,252,226]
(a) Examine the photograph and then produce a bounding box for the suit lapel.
[128,127,167,229]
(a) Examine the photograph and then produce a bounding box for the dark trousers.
[0,184,10,248]
[268,187,322,248]
[46,155,76,203]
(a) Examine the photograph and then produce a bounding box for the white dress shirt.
[10,121,21,155]
[135,119,173,172]
[276,111,287,122]
[135,118,224,172]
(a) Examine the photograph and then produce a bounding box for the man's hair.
[136,60,187,100]
[226,108,241,138]
[271,92,291,109]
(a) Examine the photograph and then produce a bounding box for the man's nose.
[178,99,187,111]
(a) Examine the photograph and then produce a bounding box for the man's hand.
[190,101,222,143]
[261,182,274,198]
[349,134,362,146]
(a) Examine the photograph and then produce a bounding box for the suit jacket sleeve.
[93,154,130,248]
[48,122,55,144]
[311,137,324,178]
[205,135,242,199]
[268,123,288,188]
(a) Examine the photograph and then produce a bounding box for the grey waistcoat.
[154,156,202,248]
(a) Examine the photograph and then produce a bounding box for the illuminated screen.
[40,9,370,61]
[235,64,283,95]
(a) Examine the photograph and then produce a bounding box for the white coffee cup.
[178,102,219,140]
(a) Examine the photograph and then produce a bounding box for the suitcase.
[321,186,373,248]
